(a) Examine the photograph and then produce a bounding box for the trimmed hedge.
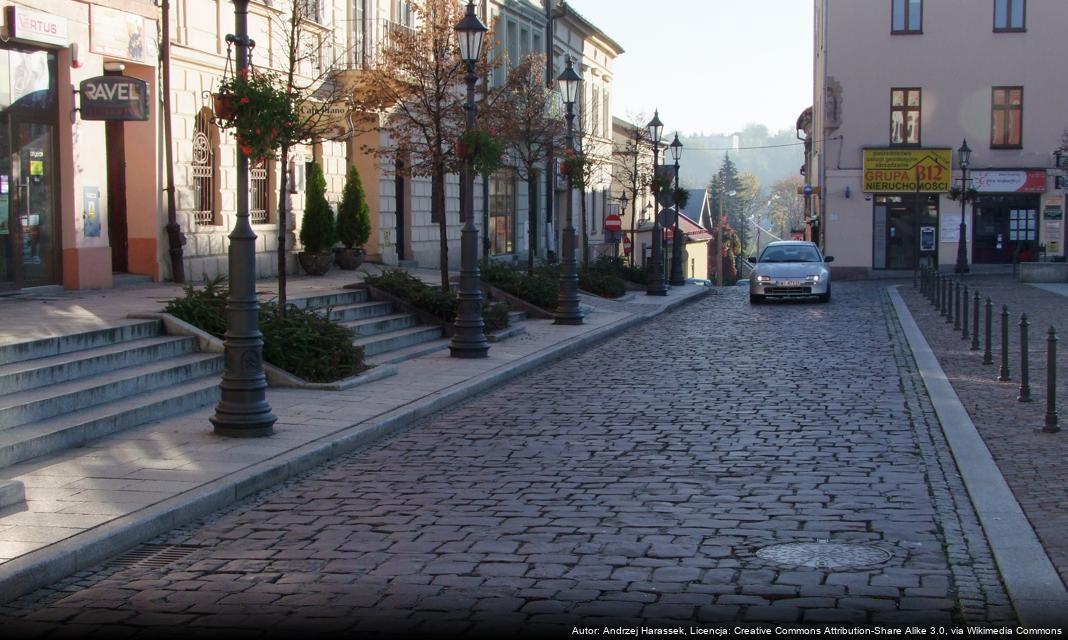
[482,262,559,311]
[164,278,366,383]
[363,270,510,332]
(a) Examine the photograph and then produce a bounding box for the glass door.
[13,121,57,285]
[0,113,13,290]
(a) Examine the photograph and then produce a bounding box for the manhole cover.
[756,541,891,569]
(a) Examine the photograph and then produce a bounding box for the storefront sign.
[4,7,69,47]
[863,148,952,193]
[972,170,1046,193]
[79,76,150,121]
[90,6,157,65]
[1046,205,1063,221]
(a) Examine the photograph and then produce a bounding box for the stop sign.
[604,214,622,232]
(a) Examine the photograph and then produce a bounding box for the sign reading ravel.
[79,76,150,121]
[863,148,952,193]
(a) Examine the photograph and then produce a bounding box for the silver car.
[748,241,834,304]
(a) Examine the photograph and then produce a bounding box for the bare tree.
[495,54,564,273]
[363,0,494,291]
[767,176,806,239]
[572,107,611,268]
[611,116,652,266]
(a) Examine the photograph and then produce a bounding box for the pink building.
[811,0,1068,276]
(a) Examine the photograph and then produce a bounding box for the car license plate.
[781,280,801,286]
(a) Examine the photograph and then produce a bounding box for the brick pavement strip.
[0,283,1030,635]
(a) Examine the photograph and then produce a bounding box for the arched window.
[192,108,220,226]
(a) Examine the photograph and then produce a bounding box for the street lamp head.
[669,132,683,163]
[557,55,582,105]
[454,1,488,65]
[958,139,972,169]
[619,191,629,211]
[647,110,663,146]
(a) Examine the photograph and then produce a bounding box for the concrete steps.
[0,321,223,473]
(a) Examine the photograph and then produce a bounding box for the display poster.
[863,148,952,192]
[0,195,9,235]
[1044,205,1063,221]
[940,216,961,242]
[920,226,936,252]
[83,187,101,238]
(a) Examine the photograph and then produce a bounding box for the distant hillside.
[678,124,805,195]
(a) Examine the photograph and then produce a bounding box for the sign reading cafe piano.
[862,148,952,193]
[79,76,150,121]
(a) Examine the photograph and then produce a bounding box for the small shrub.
[336,165,371,250]
[578,268,626,299]
[299,161,337,253]
[364,269,509,330]
[482,262,559,311]
[165,279,366,383]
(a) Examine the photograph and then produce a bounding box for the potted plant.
[298,161,337,276]
[213,68,297,162]
[459,128,505,176]
[560,148,587,189]
[335,165,371,270]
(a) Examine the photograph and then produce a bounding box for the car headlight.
[806,273,826,282]
[756,275,773,283]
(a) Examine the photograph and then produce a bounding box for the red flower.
[240,97,250,104]
[240,145,253,156]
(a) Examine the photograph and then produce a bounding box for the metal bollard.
[961,285,969,340]
[1018,314,1032,402]
[921,267,928,296]
[913,267,918,289]
[942,278,949,317]
[1045,328,1060,433]
[934,274,941,308]
[983,297,994,365]
[956,282,965,329]
[998,305,1011,382]
[971,291,980,351]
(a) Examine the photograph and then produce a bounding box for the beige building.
[812,0,1068,276]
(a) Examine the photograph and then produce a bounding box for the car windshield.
[759,246,823,263]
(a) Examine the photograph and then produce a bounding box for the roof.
[677,189,705,223]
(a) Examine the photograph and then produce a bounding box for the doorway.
[872,194,938,270]
[105,119,128,272]
[0,117,59,291]
[973,195,1039,263]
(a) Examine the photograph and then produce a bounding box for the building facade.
[812,0,1068,276]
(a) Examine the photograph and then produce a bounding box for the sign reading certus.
[79,76,150,121]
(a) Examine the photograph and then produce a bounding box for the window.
[1009,209,1037,241]
[591,86,600,139]
[891,0,922,33]
[520,28,530,58]
[353,0,366,68]
[391,0,412,27]
[488,170,515,255]
[603,89,610,138]
[532,33,542,56]
[192,108,219,226]
[994,0,1025,31]
[300,0,321,23]
[890,88,921,145]
[250,159,271,224]
[991,86,1023,148]
[507,21,518,66]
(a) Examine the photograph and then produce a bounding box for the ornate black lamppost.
[669,133,685,285]
[646,110,668,296]
[955,139,972,274]
[210,0,275,437]
[449,1,490,357]
[618,191,628,262]
[554,55,584,325]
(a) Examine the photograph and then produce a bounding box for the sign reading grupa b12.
[862,148,952,193]
[79,76,150,121]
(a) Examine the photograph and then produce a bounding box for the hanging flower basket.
[560,149,587,188]
[948,186,979,202]
[214,68,298,163]
[650,173,673,195]
[459,129,504,175]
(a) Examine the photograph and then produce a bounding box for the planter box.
[1017,262,1068,283]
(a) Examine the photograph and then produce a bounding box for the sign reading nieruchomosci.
[863,148,952,193]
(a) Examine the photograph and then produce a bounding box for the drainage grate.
[756,541,892,569]
[107,544,202,569]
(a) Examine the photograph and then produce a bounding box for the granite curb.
[887,285,1068,627]
[0,287,708,604]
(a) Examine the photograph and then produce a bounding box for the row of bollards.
[916,266,1059,433]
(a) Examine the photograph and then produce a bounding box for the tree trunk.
[481,171,490,265]
[276,144,290,316]
[527,173,538,274]
[580,187,589,268]
[433,169,449,291]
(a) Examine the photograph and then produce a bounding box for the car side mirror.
[824,256,835,263]
[747,256,756,263]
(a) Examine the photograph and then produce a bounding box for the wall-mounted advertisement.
[90,6,158,66]
[863,148,952,193]
[971,170,1046,193]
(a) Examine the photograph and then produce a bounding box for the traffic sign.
[604,214,622,232]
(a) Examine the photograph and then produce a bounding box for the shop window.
[192,108,220,226]
[1009,209,1036,242]
[994,0,1025,31]
[991,87,1023,148]
[891,0,922,33]
[890,88,921,146]
[489,170,515,255]
[250,159,272,224]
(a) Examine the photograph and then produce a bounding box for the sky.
[567,0,814,137]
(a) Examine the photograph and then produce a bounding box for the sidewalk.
[0,268,712,603]
[896,276,1068,591]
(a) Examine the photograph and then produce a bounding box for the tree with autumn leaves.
[363,0,497,291]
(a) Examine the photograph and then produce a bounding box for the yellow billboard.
[863,148,952,193]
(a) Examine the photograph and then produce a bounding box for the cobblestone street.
[0,283,1015,636]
